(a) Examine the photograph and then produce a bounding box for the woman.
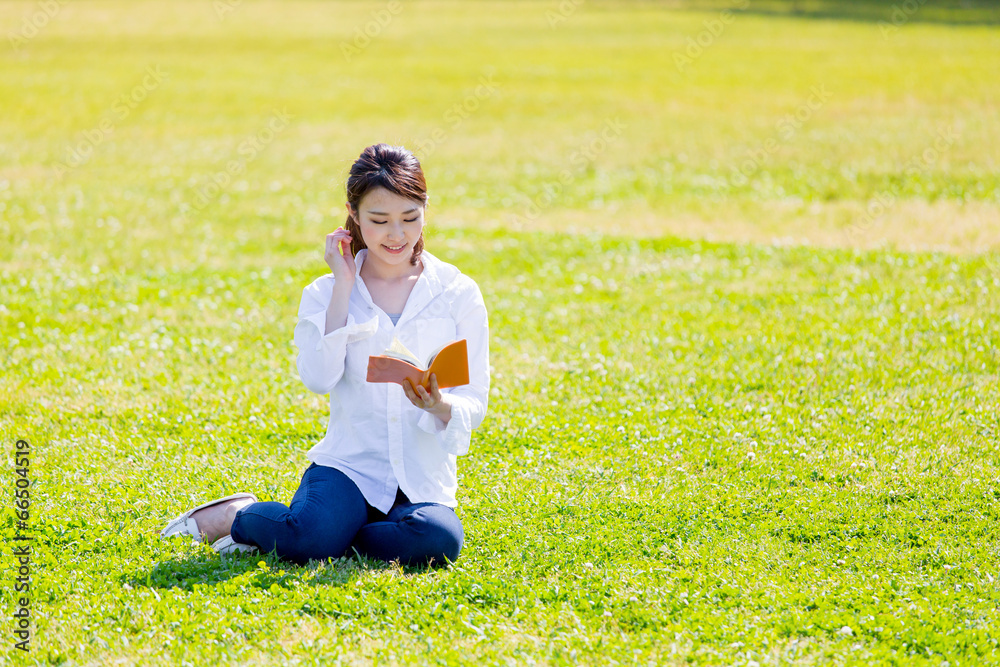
[161,143,490,567]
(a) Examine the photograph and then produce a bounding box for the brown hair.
[345,143,428,266]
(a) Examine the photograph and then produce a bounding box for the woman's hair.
[345,143,428,265]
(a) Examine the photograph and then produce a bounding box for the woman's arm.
[325,281,351,335]
[404,374,454,425]
[323,228,355,333]
[411,277,490,456]
[294,277,374,394]
[295,230,376,394]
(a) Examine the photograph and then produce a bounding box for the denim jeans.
[229,462,464,567]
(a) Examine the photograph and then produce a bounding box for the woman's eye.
[405,218,418,223]
[372,220,387,225]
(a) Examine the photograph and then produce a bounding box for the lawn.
[1,1,999,665]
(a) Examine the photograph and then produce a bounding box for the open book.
[366,337,469,390]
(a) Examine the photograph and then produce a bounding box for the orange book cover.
[366,338,469,390]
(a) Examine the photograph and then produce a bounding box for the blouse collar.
[353,248,453,324]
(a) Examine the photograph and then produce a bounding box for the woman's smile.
[382,242,407,254]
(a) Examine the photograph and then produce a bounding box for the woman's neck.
[360,252,423,283]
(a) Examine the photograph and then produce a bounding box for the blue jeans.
[229,462,463,567]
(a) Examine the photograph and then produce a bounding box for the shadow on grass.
[675,0,1000,26]
[124,547,442,592]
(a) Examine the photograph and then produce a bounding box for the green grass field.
[2,1,1000,664]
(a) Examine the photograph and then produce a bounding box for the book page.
[381,336,421,367]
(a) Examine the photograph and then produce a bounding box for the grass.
[1,1,999,665]
[2,0,999,257]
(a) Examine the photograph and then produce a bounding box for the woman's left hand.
[404,374,452,421]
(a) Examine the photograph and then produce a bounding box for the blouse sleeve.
[293,276,379,395]
[416,277,490,456]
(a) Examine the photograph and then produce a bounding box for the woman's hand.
[325,227,356,286]
[404,374,452,424]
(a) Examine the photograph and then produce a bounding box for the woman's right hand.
[325,227,356,286]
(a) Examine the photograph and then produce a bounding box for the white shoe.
[160,492,258,543]
[212,535,258,555]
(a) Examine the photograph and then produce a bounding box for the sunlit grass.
[1,0,998,259]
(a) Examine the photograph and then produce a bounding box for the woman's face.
[349,186,425,269]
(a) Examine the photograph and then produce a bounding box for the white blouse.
[293,248,490,513]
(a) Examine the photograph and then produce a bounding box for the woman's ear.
[345,202,355,220]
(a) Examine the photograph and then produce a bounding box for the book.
[366,337,469,390]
